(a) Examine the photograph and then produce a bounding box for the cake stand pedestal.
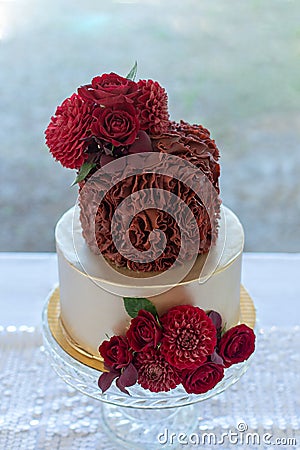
[42,287,255,449]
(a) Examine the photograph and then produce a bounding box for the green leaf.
[126,61,138,81]
[221,322,227,336]
[71,162,96,186]
[123,297,158,319]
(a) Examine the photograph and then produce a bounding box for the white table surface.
[0,252,299,328]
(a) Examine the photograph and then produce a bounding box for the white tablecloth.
[0,252,299,449]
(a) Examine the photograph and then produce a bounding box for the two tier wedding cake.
[45,64,255,395]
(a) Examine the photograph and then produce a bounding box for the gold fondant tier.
[47,285,256,373]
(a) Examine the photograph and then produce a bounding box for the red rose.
[135,347,181,392]
[160,305,217,369]
[218,324,256,368]
[91,103,140,147]
[45,93,94,169]
[135,79,170,135]
[78,72,137,106]
[126,309,162,352]
[98,335,132,370]
[181,362,224,394]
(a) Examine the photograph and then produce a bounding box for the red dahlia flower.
[78,72,137,106]
[45,93,94,169]
[135,79,170,135]
[160,305,217,369]
[135,347,181,392]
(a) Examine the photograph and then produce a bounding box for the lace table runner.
[0,326,299,449]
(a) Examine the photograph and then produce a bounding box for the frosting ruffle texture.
[79,121,221,272]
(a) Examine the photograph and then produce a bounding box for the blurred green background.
[0,0,299,252]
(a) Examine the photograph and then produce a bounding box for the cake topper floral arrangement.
[45,62,171,182]
[98,297,256,395]
[45,63,221,272]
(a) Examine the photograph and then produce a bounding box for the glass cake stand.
[42,289,255,450]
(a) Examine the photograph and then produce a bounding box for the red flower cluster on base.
[97,300,256,395]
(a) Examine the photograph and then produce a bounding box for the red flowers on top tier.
[91,103,140,147]
[160,305,217,369]
[78,72,138,106]
[45,65,221,272]
[45,66,172,172]
[136,79,169,135]
[78,73,169,136]
[45,93,94,169]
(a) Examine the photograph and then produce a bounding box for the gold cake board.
[47,286,256,373]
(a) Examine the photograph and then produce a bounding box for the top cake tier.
[78,124,221,272]
[45,69,222,272]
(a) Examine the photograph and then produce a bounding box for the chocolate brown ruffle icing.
[79,122,221,272]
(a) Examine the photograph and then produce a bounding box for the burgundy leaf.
[207,311,222,331]
[98,370,120,393]
[211,350,224,366]
[115,363,138,395]
[116,377,130,395]
[119,363,138,387]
